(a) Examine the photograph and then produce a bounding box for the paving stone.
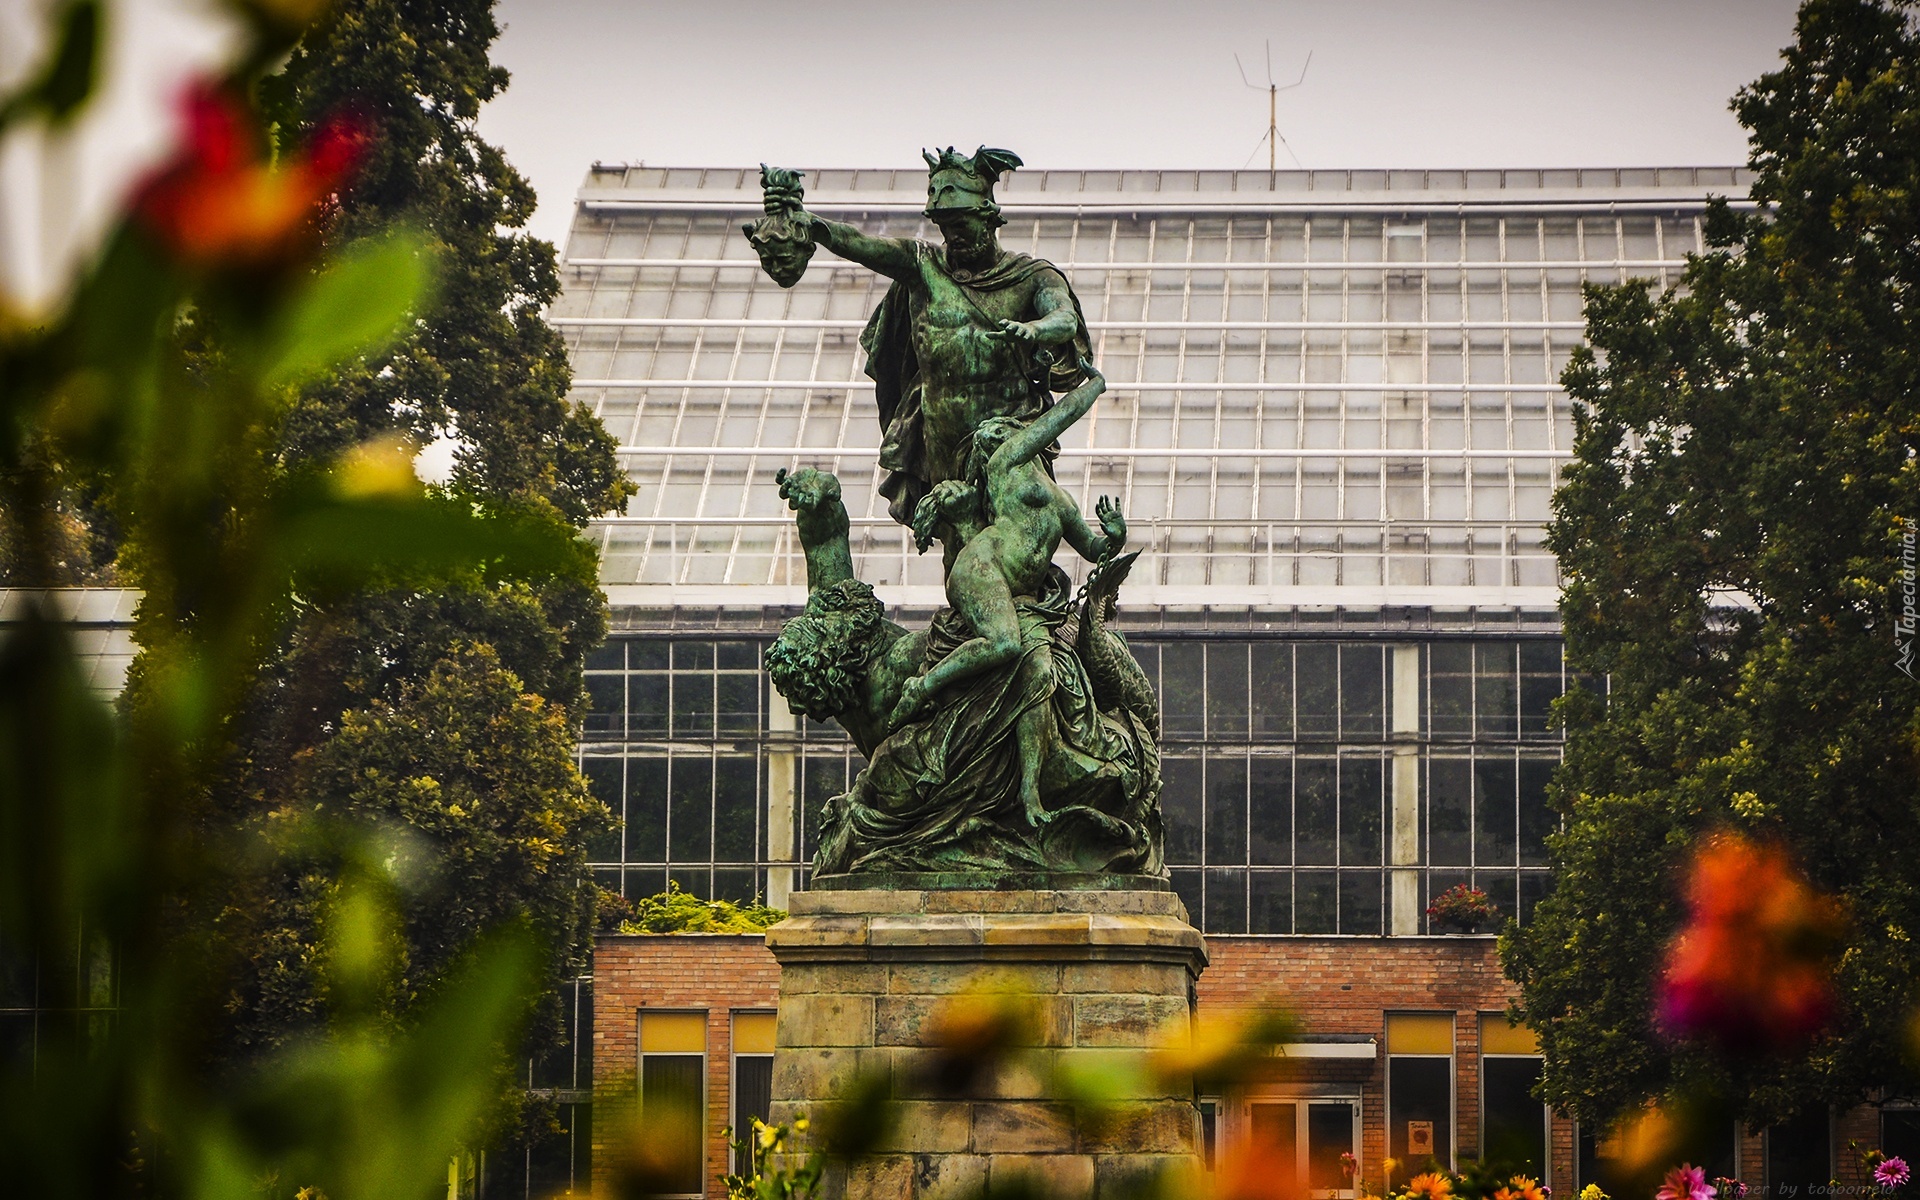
[982,914,1095,945]
[781,963,888,996]
[887,961,1061,997]
[844,1153,914,1200]
[869,914,984,946]
[790,890,927,915]
[1077,1100,1199,1155]
[1094,1153,1201,1200]
[1058,961,1186,994]
[872,1101,971,1154]
[766,914,871,949]
[771,1046,891,1103]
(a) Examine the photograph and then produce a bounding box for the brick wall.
[1200,936,1575,1190]
[594,932,1574,1197]
[594,934,780,1198]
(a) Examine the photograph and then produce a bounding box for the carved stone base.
[766,888,1209,1200]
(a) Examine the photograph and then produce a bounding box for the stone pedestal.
[765,886,1208,1200]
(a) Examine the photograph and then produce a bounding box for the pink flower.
[1875,1158,1910,1189]
[1657,1165,1716,1200]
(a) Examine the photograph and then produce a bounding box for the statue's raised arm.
[744,147,1093,534]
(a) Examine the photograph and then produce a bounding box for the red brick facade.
[1197,936,1572,1187]
[594,932,1898,1199]
[595,932,1570,1198]
[596,934,781,1195]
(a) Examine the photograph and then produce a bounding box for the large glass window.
[1883,1109,1920,1171]
[1480,1014,1547,1179]
[1768,1110,1831,1198]
[1237,1094,1362,1199]
[580,633,1560,933]
[730,1011,776,1174]
[1387,1013,1455,1170]
[639,1011,707,1198]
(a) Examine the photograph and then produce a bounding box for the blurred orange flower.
[1656,832,1843,1051]
[1406,1171,1455,1200]
[133,81,367,268]
[1214,1135,1302,1200]
[1495,1174,1548,1200]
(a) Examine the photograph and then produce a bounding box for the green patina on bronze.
[754,148,1163,884]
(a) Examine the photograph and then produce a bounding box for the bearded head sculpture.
[767,578,886,720]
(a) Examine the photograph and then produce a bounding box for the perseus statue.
[747,147,1092,540]
[749,149,1163,881]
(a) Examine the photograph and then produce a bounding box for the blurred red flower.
[133,81,367,268]
[1656,832,1842,1051]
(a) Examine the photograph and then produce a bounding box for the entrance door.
[1240,1096,1363,1198]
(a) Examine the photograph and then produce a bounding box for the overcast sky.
[478,0,1804,250]
[0,0,1809,309]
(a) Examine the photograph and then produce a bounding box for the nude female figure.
[889,364,1126,824]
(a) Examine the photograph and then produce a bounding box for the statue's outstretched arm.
[776,467,855,590]
[808,217,916,281]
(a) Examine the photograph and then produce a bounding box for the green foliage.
[604,882,787,935]
[264,232,436,386]
[0,3,613,1194]
[260,0,634,523]
[179,0,632,1098]
[722,1117,826,1200]
[1502,0,1920,1130]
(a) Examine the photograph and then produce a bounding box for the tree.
[168,0,628,1133]
[0,0,589,1188]
[260,0,631,523]
[1502,0,1920,1131]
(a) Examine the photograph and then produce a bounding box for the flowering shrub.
[1501,1176,1548,1200]
[1427,884,1502,932]
[133,82,367,271]
[612,882,786,934]
[722,1117,824,1200]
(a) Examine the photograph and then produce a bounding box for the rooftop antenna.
[1235,42,1311,171]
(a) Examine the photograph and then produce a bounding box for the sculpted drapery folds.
[754,150,1163,881]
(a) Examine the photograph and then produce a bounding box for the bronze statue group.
[753,149,1165,881]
